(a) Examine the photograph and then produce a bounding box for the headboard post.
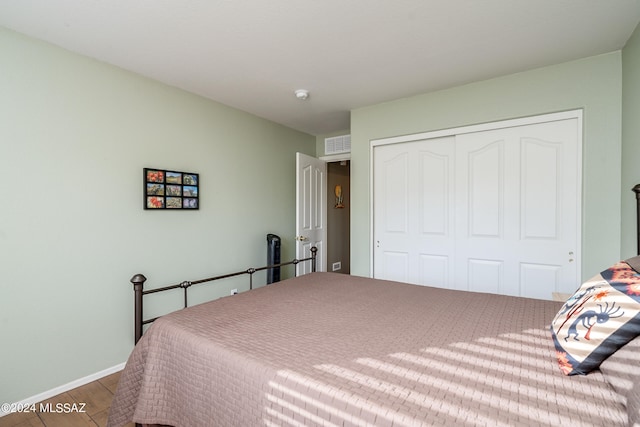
[131,274,147,344]
[311,246,318,272]
[633,185,640,255]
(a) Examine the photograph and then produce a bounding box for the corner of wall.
[621,22,640,258]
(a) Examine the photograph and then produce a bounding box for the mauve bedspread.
[107,272,627,427]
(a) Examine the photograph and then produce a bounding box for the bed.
[107,260,640,426]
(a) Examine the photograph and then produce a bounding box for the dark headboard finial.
[633,185,640,255]
[310,246,318,272]
[131,274,147,344]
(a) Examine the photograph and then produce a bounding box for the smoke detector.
[294,89,309,100]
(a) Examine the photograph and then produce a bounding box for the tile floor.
[0,371,134,427]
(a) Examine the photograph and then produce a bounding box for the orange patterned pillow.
[550,260,640,375]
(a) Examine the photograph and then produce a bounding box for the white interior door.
[373,115,581,300]
[296,152,327,274]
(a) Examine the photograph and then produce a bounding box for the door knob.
[296,235,309,241]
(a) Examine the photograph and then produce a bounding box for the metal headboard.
[130,246,317,343]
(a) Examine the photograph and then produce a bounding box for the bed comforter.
[107,272,628,426]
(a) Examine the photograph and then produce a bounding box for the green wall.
[350,52,623,280]
[0,27,314,405]
[622,24,640,258]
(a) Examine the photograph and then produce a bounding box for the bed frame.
[633,184,640,254]
[127,186,640,345]
[129,246,317,343]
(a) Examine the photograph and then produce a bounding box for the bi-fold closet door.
[372,114,581,300]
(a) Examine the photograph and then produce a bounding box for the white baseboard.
[0,362,126,417]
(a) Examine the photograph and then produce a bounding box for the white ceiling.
[1,1,639,135]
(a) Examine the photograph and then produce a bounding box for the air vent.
[324,134,351,155]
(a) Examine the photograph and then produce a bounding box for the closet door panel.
[374,137,455,287]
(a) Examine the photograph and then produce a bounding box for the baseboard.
[0,362,126,417]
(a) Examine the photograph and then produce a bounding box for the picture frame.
[144,168,199,210]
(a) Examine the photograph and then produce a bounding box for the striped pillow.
[550,258,640,375]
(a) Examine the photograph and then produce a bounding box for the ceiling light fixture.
[294,89,310,100]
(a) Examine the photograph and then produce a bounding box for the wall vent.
[324,134,351,155]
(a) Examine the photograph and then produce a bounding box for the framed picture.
[144,168,199,210]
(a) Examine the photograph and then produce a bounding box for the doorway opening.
[327,160,350,274]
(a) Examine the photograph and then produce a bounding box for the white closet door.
[373,117,580,300]
[454,119,579,299]
[373,136,456,287]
